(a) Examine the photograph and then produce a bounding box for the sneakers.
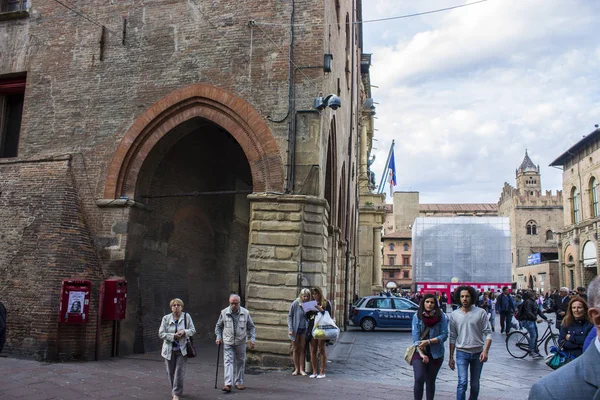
[316,374,326,379]
[309,374,318,378]
[530,352,543,359]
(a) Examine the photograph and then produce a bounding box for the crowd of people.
[154,279,598,400]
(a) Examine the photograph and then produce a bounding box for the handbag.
[404,326,430,365]
[183,312,197,358]
[544,345,571,370]
[312,311,340,341]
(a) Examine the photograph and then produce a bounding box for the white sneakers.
[309,374,318,378]
[317,374,326,379]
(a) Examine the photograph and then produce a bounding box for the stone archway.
[103,84,284,199]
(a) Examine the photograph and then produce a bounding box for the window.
[1,0,28,12]
[389,271,395,278]
[388,256,395,266]
[403,243,409,251]
[546,230,553,241]
[402,255,410,265]
[0,76,25,158]
[376,298,392,309]
[591,177,599,217]
[568,254,574,263]
[572,187,580,223]
[403,270,409,279]
[389,243,395,251]
[526,221,537,235]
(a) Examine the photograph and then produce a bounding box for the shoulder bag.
[184,312,197,358]
[404,326,430,365]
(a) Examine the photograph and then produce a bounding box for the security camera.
[327,95,341,110]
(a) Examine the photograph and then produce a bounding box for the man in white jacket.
[215,294,256,392]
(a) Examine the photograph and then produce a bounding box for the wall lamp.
[314,93,341,111]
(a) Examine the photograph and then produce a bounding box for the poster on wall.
[68,291,85,313]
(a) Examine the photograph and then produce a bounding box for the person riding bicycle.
[520,290,549,358]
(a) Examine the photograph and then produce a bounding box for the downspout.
[343,1,356,330]
[285,0,296,194]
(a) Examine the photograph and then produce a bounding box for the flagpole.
[377,140,395,194]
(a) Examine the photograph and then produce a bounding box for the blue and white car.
[351,295,419,331]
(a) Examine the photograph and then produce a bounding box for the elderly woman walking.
[288,288,310,376]
[159,298,196,400]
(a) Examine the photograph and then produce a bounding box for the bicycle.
[505,319,559,359]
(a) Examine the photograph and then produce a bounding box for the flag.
[387,149,396,196]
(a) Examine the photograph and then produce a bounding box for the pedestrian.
[514,294,524,330]
[288,288,310,376]
[448,285,492,400]
[0,300,6,353]
[215,294,256,392]
[576,286,587,302]
[558,296,593,359]
[496,286,515,334]
[528,276,600,399]
[440,292,448,312]
[549,287,571,329]
[158,298,196,400]
[520,290,549,359]
[305,286,331,379]
[411,294,448,400]
[488,292,496,332]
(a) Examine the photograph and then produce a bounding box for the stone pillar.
[245,193,328,367]
[373,227,383,292]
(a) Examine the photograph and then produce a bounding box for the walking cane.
[214,342,221,389]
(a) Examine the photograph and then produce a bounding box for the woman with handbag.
[411,293,448,400]
[558,296,593,359]
[159,298,196,400]
[288,288,311,376]
[306,286,332,379]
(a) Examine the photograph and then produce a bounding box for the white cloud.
[364,0,600,203]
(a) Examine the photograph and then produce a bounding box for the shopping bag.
[404,345,416,365]
[312,311,340,341]
[544,346,570,370]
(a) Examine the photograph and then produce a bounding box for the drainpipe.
[343,1,357,330]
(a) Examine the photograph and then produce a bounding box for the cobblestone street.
[0,321,554,400]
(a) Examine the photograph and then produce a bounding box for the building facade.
[551,128,600,289]
[0,1,380,364]
[498,151,563,292]
[380,231,412,291]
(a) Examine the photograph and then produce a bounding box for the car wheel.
[360,317,375,332]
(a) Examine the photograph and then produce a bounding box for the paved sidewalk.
[0,328,553,400]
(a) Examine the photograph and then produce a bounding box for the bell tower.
[516,150,541,195]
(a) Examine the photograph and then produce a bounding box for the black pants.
[412,356,443,400]
[500,311,512,333]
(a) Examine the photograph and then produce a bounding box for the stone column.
[373,227,383,292]
[245,194,328,367]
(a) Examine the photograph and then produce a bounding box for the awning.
[386,281,397,289]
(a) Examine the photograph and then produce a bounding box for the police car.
[351,295,419,331]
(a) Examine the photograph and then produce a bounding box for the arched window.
[526,220,537,235]
[403,243,409,251]
[572,187,580,223]
[591,177,599,217]
[389,243,395,251]
[545,230,553,241]
[388,256,395,266]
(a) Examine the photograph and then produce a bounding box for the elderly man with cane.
[215,294,256,392]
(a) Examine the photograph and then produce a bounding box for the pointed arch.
[103,84,284,198]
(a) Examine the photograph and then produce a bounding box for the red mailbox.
[59,279,92,324]
[103,279,127,320]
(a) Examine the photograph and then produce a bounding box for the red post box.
[59,279,92,324]
[103,279,127,320]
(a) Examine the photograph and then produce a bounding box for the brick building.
[380,230,412,290]
[498,151,563,292]
[0,0,381,365]
[550,127,600,289]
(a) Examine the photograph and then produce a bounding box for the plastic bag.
[544,346,571,370]
[312,311,340,341]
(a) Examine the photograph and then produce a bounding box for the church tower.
[516,150,541,195]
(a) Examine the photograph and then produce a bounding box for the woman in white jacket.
[159,298,196,400]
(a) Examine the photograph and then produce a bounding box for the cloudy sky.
[362,0,600,204]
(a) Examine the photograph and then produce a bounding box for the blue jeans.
[456,350,484,400]
[522,321,538,353]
